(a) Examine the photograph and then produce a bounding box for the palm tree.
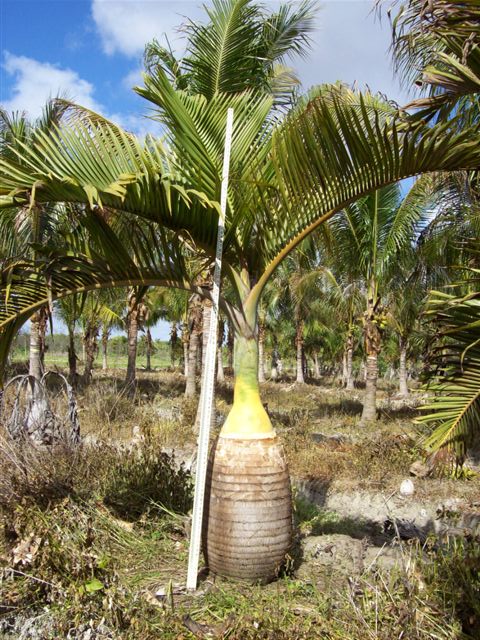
[327,181,438,422]
[79,291,122,385]
[0,104,70,380]
[383,0,480,122]
[56,295,81,382]
[125,287,149,388]
[1,0,479,581]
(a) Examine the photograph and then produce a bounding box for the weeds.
[1,371,479,638]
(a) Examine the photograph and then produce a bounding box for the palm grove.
[1,0,480,581]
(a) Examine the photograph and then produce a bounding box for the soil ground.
[1,367,479,639]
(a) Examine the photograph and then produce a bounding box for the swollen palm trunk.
[203,335,292,582]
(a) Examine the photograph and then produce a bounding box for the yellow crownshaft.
[220,333,274,438]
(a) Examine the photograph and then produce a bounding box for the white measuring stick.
[186,108,234,591]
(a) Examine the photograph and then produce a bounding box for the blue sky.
[0,0,410,339]
[1,1,410,130]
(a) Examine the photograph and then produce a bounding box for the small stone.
[409,460,431,478]
[400,479,415,496]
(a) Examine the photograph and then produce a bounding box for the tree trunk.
[145,327,153,371]
[182,322,189,377]
[399,339,409,397]
[101,329,108,370]
[186,334,198,397]
[68,326,77,383]
[345,333,355,390]
[205,330,292,582]
[271,337,279,381]
[342,351,347,385]
[170,321,177,368]
[29,308,47,380]
[217,320,225,383]
[258,320,266,383]
[125,306,139,389]
[185,295,202,397]
[360,315,381,424]
[295,318,305,384]
[361,354,378,423]
[313,352,320,378]
[227,321,234,370]
[82,322,98,385]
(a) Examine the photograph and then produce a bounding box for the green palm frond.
[380,0,480,119]
[255,84,480,284]
[181,0,317,100]
[418,289,480,460]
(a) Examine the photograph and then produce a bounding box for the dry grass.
[0,369,479,638]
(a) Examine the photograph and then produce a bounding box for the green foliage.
[418,289,480,461]
[103,438,192,520]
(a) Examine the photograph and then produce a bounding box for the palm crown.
[1,0,480,387]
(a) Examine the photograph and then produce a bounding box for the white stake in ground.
[186,108,234,591]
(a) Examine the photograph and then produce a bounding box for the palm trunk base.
[203,434,292,583]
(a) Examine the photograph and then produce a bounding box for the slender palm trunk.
[313,352,320,378]
[125,307,139,388]
[170,321,177,368]
[185,296,202,397]
[194,300,217,432]
[82,323,98,385]
[145,327,153,371]
[217,320,225,383]
[227,321,234,370]
[295,317,305,384]
[101,328,108,370]
[271,337,279,381]
[258,320,266,383]
[399,339,409,397]
[360,315,381,424]
[68,325,77,383]
[29,311,44,380]
[361,354,378,422]
[342,351,347,385]
[181,322,189,377]
[186,339,198,396]
[345,333,355,390]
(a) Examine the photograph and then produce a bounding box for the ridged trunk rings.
[203,435,292,583]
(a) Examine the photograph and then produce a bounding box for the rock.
[399,479,415,496]
[311,432,346,445]
[363,545,403,571]
[297,534,367,579]
[409,460,431,478]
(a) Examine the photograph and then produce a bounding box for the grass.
[1,368,479,638]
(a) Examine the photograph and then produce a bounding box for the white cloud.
[110,111,164,138]
[91,0,204,57]
[1,51,162,140]
[2,52,103,119]
[122,67,143,90]
[296,2,409,104]
[91,0,408,104]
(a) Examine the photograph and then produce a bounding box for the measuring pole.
[186,108,234,591]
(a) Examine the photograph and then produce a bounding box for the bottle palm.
[1,0,480,579]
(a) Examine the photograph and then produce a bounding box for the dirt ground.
[1,368,479,639]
